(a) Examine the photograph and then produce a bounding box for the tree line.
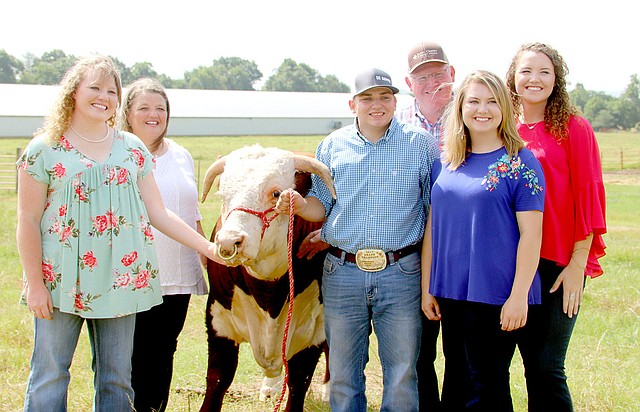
[1,49,639,131]
[0,49,349,93]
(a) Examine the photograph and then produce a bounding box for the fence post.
[620,149,623,171]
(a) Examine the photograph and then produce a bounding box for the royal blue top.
[429,147,545,305]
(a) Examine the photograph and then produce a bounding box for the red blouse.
[518,115,607,277]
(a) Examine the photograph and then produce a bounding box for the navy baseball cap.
[353,68,399,96]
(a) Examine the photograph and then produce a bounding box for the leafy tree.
[318,74,349,93]
[263,59,318,92]
[109,56,133,86]
[20,50,75,85]
[157,74,179,89]
[184,65,224,89]
[182,57,262,90]
[590,109,616,131]
[569,83,592,112]
[210,57,262,90]
[262,58,349,92]
[130,62,159,83]
[618,74,640,129]
[0,49,24,83]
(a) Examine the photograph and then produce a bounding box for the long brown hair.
[506,42,579,140]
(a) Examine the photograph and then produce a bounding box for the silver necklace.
[520,115,542,130]
[70,124,110,143]
[525,121,541,130]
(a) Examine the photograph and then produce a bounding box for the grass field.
[0,132,638,411]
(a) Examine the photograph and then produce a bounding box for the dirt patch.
[603,170,640,185]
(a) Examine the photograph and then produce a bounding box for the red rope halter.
[223,195,296,411]
[225,205,279,239]
[273,190,295,412]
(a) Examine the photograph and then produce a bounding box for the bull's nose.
[216,231,245,259]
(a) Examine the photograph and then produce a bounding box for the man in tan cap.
[396,42,456,149]
[397,42,472,412]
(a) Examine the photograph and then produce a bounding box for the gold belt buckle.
[355,249,387,272]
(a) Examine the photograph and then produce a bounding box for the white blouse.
[153,139,208,295]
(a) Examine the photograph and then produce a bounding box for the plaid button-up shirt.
[396,99,444,150]
[308,117,439,254]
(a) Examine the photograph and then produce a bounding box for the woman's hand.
[500,296,528,331]
[25,282,53,320]
[551,261,584,318]
[422,292,441,321]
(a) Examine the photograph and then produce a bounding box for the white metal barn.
[0,84,414,138]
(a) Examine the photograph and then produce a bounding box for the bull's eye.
[272,190,281,199]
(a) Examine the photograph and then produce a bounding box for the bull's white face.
[214,146,297,280]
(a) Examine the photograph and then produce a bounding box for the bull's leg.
[199,334,240,412]
[284,344,324,412]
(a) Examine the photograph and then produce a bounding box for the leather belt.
[329,244,421,265]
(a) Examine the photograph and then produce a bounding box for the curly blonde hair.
[37,55,122,144]
[443,70,524,170]
[119,77,170,153]
[506,42,579,140]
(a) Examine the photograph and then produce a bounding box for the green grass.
[1,134,639,411]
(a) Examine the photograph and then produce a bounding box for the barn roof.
[0,83,413,118]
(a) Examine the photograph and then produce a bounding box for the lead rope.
[273,189,296,412]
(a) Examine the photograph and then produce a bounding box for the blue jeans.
[24,308,136,412]
[518,259,580,412]
[322,252,422,412]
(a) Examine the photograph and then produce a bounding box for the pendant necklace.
[520,115,542,130]
[526,121,541,130]
[70,124,110,143]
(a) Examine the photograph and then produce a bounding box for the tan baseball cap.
[408,42,449,73]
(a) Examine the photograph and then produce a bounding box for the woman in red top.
[506,43,607,411]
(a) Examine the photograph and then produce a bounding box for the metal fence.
[600,149,640,171]
[0,149,20,192]
[0,148,638,193]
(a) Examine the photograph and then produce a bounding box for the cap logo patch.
[413,49,439,60]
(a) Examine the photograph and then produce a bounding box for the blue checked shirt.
[396,99,444,149]
[308,117,439,254]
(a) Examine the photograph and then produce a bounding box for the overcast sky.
[4,0,635,95]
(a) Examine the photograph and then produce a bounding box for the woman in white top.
[120,78,208,412]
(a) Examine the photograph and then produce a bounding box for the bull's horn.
[293,155,337,199]
[201,156,226,202]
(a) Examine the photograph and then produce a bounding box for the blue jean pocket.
[323,253,340,277]
[396,252,421,276]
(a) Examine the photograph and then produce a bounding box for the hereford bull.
[199,145,335,412]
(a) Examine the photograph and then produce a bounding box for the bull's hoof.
[259,375,283,401]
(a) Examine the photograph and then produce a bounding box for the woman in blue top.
[421,70,545,411]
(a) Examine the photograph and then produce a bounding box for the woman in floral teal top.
[16,55,216,412]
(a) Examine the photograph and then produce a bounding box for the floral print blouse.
[18,130,162,318]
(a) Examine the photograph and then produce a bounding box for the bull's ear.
[294,171,313,197]
[201,156,226,202]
